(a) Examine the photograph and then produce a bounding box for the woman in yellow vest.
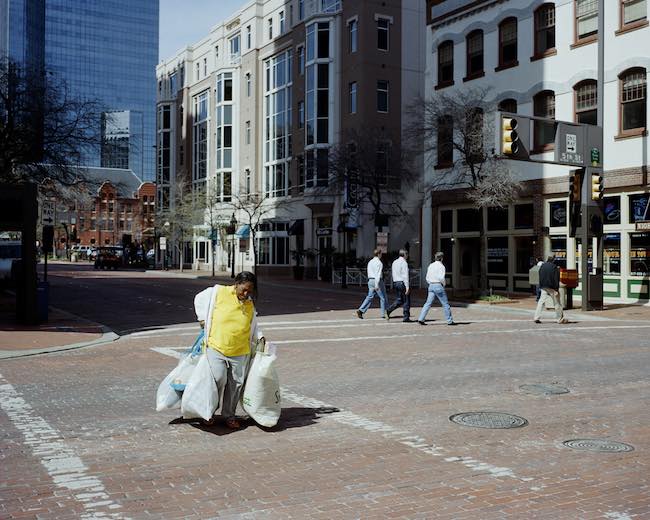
[194,271,265,429]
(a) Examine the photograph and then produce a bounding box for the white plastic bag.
[156,352,199,411]
[242,348,281,428]
[181,353,219,421]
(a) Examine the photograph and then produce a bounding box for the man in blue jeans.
[418,251,456,326]
[356,249,388,319]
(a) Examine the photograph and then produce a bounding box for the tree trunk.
[211,242,215,277]
[478,208,487,294]
[251,230,257,275]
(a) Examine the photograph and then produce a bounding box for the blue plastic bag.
[169,329,205,392]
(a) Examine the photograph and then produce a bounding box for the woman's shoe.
[225,417,241,429]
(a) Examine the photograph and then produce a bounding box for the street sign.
[555,123,584,166]
[41,201,55,225]
[566,133,577,154]
[590,147,600,166]
[159,237,167,250]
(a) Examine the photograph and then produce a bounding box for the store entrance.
[457,237,480,291]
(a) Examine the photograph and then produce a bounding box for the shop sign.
[635,221,650,231]
[316,227,332,236]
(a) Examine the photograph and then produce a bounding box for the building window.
[349,19,358,52]
[268,18,273,40]
[437,41,454,87]
[246,25,252,49]
[246,73,252,97]
[498,98,517,113]
[375,143,390,185]
[534,4,556,56]
[436,116,453,167]
[465,30,484,79]
[245,169,251,195]
[203,57,207,77]
[305,22,331,147]
[377,17,389,51]
[575,80,597,125]
[192,91,209,188]
[280,11,285,33]
[214,171,232,202]
[621,0,647,29]
[264,50,293,198]
[299,0,304,20]
[215,45,219,61]
[515,203,534,229]
[322,0,341,13]
[246,121,251,145]
[603,195,621,224]
[629,193,650,222]
[549,201,567,227]
[533,90,555,150]
[216,72,233,170]
[487,237,509,274]
[230,35,240,61]
[377,80,389,112]
[603,233,621,274]
[349,82,357,114]
[498,18,518,68]
[195,62,200,81]
[576,0,598,42]
[630,232,650,276]
[298,45,305,75]
[620,68,647,134]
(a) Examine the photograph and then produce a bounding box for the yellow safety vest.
[207,286,254,357]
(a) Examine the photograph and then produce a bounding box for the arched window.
[533,90,555,150]
[498,98,517,113]
[465,30,484,79]
[437,40,454,87]
[498,18,518,69]
[619,68,647,135]
[534,4,556,57]
[574,80,597,125]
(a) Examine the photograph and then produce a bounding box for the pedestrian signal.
[591,173,603,201]
[502,117,519,155]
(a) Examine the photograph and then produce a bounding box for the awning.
[235,225,250,239]
[288,219,304,236]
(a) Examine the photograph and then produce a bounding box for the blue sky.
[159,0,246,60]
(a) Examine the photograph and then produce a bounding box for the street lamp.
[230,212,237,278]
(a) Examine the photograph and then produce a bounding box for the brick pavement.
[1,295,650,519]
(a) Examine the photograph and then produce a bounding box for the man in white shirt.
[356,249,388,319]
[386,249,412,322]
[418,251,456,326]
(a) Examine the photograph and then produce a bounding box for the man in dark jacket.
[533,255,568,324]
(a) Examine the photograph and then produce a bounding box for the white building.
[424,0,649,303]
[156,0,425,279]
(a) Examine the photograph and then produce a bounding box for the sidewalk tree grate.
[520,383,569,396]
[563,439,634,453]
[449,412,528,429]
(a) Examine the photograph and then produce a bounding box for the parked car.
[70,245,94,260]
[93,246,123,270]
[0,241,21,286]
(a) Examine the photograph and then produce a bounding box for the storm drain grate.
[449,412,528,429]
[563,439,634,453]
[520,383,569,396]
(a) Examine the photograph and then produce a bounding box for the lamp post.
[230,212,237,278]
[339,213,348,289]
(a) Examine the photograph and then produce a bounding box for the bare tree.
[157,181,205,271]
[203,182,232,277]
[326,127,417,227]
[407,87,521,292]
[0,60,104,186]
[226,193,290,274]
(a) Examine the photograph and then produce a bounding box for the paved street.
[1,266,649,519]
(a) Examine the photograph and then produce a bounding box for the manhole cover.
[520,383,569,396]
[449,412,528,429]
[563,439,634,453]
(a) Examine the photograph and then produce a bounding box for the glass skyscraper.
[1,0,158,181]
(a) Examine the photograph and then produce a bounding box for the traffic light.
[591,172,604,201]
[501,117,519,155]
[569,171,582,203]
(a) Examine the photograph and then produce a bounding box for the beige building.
[156,0,425,278]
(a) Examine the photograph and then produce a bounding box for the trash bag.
[181,353,219,421]
[242,346,281,428]
[155,331,204,411]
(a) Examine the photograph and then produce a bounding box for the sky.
[159,0,246,61]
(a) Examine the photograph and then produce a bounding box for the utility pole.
[580,0,605,311]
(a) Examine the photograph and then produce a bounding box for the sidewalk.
[0,291,117,360]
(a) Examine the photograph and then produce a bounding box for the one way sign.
[41,201,55,225]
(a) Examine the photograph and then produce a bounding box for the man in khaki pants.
[534,255,568,324]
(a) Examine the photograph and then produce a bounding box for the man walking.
[386,249,411,322]
[534,255,568,324]
[418,252,455,326]
[356,249,387,319]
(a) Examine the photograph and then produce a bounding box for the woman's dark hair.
[234,271,258,300]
